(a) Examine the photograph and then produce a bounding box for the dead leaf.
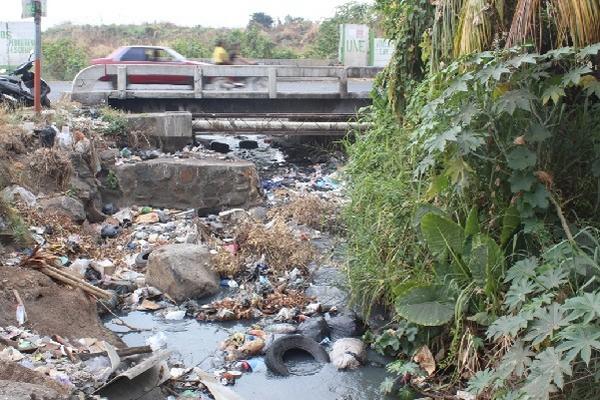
[513,135,526,145]
[413,345,436,376]
[535,170,553,188]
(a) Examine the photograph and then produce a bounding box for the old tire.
[135,249,152,268]
[265,335,330,376]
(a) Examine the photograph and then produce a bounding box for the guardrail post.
[117,66,127,99]
[338,67,348,99]
[268,67,277,99]
[194,66,203,98]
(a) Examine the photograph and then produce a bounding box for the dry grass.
[26,148,73,190]
[212,216,315,277]
[269,192,342,232]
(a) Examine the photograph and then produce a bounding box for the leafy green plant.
[467,229,600,400]
[99,107,128,137]
[106,170,119,190]
[366,321,421,356]
[42,38,88,80]
[394,209,505,326]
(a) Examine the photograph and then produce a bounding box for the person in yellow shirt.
[212,40,230,65]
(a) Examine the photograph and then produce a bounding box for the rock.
[248,206,268,222]
[326,312,363,340]
[38,196,86,223]
[0,379,65,400]
[136,212,160,224]
[145,244,220,302]
[102,203,117,215]
[100,224,120,238]
[114,157,262,211]
[91,259,116,276]
[113,208,133,224]
[305,285,349,310]
[1,185,36,207]
[218,208,248,224]
[210,141,231,153]
[298,316,329,342]
[74,137,91,153]
[239,139,258,149]
[329,338,367,370]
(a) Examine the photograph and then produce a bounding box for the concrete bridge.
[71,64,377,116]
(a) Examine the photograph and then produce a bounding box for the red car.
[91,45,208,85]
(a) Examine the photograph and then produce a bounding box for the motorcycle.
[0,53,51,108]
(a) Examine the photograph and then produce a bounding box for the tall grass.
[343,96,431,317]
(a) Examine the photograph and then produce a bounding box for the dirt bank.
[0,267,122,346]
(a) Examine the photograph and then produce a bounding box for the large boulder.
[326,312,364,340]
[114,157,262,212]
[146,244,220,301]
[298,316,330,342]
[38,195,86,223]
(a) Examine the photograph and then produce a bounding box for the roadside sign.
[370,38,395,67]
[0,22,35,71]
[339,24,369,67]
[22,0,47,19]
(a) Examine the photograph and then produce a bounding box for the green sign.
[22,0,47,18]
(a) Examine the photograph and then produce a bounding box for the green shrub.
[43,38,88,81]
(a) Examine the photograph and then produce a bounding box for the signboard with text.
[22,0,47,18]
[0,22,35,70]
[339,24,369,67]
[371,38,395,67]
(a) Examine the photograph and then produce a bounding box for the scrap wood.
[79,345,153,361]
[19,245,112,300]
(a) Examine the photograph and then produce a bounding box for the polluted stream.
[103,134,389,400]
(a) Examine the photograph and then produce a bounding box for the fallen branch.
[78,345,153,361]
[19,246,112,300]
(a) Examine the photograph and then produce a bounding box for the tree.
[242,25,275,58]
[170,39,210,59]
[42,38,88,81]
[249,12,274,29]
[311,1,374,59]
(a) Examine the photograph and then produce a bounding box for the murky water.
[105,311,388,400]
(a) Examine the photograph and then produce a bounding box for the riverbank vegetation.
[344,0,600,398]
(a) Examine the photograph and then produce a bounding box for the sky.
[3,0,358,28]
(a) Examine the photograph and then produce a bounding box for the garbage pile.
[0,104,377,399]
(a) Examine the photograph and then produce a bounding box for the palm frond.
[553,0,600,47]
[453,0,495,57]
[432,0,464,70]
[505,0,542,48]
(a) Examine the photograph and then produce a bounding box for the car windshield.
[117,47,187,62]
[165,48,187,61]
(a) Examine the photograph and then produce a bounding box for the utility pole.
[33,0,42,115]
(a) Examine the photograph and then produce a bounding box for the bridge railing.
[71,64,379,105]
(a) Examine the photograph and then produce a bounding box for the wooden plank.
[117,66,127,99]
[268,68,277,99]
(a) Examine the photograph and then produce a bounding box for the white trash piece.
[57,126,73,150]
[146,331,168,351]
[165,310,186,320]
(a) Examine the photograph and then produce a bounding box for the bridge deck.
[71,64,376,104]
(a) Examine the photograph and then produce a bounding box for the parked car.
[91,45,209,85]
